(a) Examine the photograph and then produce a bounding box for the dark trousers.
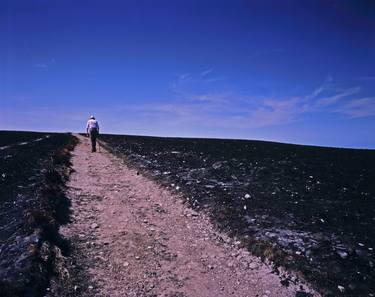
[89,128,99,152]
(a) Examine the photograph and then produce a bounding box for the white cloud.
[200,68,213,77]
[244,85,365,126]
[315,87,361,108]
[136,74,375,132]
[335,97,375,118]
[178,73,191,81]
[33,63,48,69]
[304,85,325,101]
[171,70,230,104]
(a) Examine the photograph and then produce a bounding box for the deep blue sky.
[1,0,375,148]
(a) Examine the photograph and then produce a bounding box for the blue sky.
[1,0,375,148]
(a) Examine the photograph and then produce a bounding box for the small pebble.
[90,223,99,229]
[338,285,345,292]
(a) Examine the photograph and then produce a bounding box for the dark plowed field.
[100,134,375,297]
[0,131,77,296]
[0,131,50,147]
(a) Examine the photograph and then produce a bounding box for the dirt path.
[55,134,319,297]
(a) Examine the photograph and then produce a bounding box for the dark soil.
[0,131,49,147]
[100,134,375,297]
[0,131,78,297]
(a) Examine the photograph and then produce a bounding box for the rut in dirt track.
[51,134,319,297]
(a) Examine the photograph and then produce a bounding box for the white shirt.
[86,119,99,130]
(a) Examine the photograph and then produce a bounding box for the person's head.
[90,115,95,120]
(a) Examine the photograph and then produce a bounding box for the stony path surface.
[57,134,319,297]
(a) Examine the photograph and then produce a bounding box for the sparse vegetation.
[0,132,78,297]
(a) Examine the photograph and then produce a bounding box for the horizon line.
[1,128,374,151]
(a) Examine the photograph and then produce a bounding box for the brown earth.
[49,134,320,297]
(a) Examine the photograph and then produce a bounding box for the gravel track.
[52,134,319,297]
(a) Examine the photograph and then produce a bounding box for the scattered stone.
[95,255,107,262]
[337,250,348,259]
[212,161,222,169]
[244,193,251,199]
[190,210,198,216]
[249,262,258,269]
[90,223,99,229]
[123,261,130,267]
[338,285,345,292]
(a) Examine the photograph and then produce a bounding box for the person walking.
[86,115,100,152]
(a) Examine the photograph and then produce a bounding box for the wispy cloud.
[200,68,213,77]
[7,77,372,138]
[171,70,230,103]
[33,63,48,69]
[359,76,375,81]
[247,83,366,126]
[204,77,226,83]
[335,97,375,118]
[121,74,375,134]
[33,58,56,69]
[314,86,361,108]
[178,73,191,81]
[199,69,226,83]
